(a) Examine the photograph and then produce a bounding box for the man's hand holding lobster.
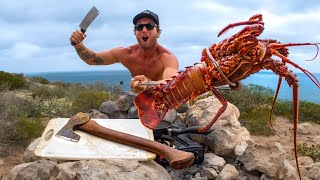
[130,75,148,93]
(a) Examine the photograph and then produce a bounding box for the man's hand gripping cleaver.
[71,6,100,46]
[55,112,195,170]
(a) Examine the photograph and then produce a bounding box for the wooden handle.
[77,120,194,169]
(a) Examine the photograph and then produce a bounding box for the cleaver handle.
[71,29,87,46]
[77,120,194,169]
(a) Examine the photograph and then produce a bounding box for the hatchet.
[55,112,194,170]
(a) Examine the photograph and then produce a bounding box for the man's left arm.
[161,53,179,80]
[130,53,179,92]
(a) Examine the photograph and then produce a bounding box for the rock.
[56,159,171,180]
[298,156,314,166]
[186,95,251,157]
[277,159,298,180]
[99,101,120,119]
[23,137,41,163]
[234,140,248,156]
[166,165,202,180]
[306,162,320,180]
[9,159,171,180]
[9,160,58,180]
[260,174,271,180]
[163,109,177,123]
[297,123,312,135]
[175,102,190,113]
[128,105,139,118]
[203,153,226,173]
[202,167,218,180]
[313,135,320,145]
[239,142,298,179]
[88,109,108,119]
[217,164,239,180]
[116,93,136,111]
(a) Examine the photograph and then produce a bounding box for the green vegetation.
[0,71,26,90]
[219,84,320,136]
[298,143,320,162]
[0,71,124,145]
[274,100,320,123]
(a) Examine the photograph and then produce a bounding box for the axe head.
[55,112,90,142]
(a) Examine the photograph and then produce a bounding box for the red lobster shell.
[134,14,320,179]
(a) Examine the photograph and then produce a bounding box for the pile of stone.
[9,93,320,180]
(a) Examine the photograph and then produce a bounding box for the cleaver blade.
[71,6,99,46]
[79,6,100,33]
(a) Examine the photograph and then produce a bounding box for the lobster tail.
[134,66,208,129]
[134,86,168,129]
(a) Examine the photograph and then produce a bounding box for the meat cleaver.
[71,6,100,46]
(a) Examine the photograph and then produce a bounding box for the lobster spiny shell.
[134,66,207,129]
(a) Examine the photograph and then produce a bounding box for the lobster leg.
[269,76,283,138]
[262,59,301,179]
[198,87,228,132]
[218,14,264,37]
[292,84,301,179]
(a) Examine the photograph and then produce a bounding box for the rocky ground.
[1,117,319,179]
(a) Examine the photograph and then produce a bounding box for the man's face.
[134,18,159,50]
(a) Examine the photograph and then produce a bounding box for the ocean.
[25,70,320,104]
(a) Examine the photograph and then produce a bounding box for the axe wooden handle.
[76,120,194,170]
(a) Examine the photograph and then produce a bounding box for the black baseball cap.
[133,10,159,25]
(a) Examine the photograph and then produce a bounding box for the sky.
[1,0,320,74]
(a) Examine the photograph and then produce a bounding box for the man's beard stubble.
[137,36,157,50]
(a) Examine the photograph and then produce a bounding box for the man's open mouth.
[142,36,148,42]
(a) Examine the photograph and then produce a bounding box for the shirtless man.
[70,10,179,92]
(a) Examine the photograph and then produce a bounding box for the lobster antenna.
[306,43,320,61]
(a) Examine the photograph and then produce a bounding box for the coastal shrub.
[70,91,110,114]
[86,81,124,100]
[298,143,320,162]
[14,117,45,142]
[0,92,46,144]
[50,80,75,88]
[240,107,274,136]
[0,81,10,91]
[0,71,26,90]
[220,84,274,112]
[220,84,275,135]
[274,100,320,124]
[30,84,52,99]
[86,81,110,91]
[49,86,66,98]
[29,76,50,84]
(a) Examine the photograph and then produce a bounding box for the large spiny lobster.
[134,14,320,179]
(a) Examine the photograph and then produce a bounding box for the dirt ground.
[0,117,319,179]
[0,144,25,179]
[250,117,320,162]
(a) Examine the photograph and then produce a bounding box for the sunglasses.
[134,23,157,31]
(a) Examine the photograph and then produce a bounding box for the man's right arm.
[70,30,119,65]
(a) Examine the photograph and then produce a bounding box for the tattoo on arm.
[75,45,94,61]
[92,53,104,65]
[75,44,104,65]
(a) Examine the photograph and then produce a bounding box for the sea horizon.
[25,70,320,104]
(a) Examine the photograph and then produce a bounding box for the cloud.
[1,0,320,74]
[5,42,41,59]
